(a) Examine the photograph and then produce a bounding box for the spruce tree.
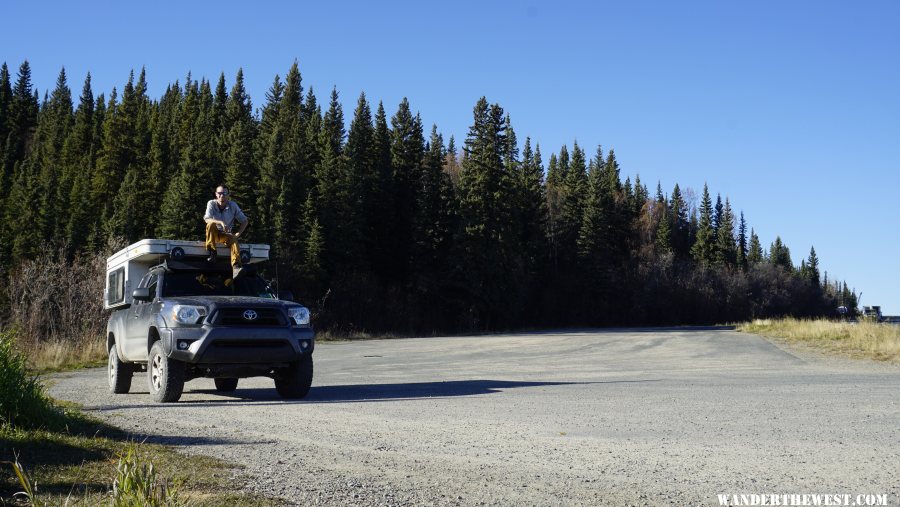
[254,73,285,247]
[278,61,308,236]
[770,236,792,270]
[345,92,377,270]
[714,198,737,266]
[299,192,326,294]
[670,184,690,257]
[577,144,609,274]
[545,152,562,267]
[90,87,125,241]
[388,98,424,282]
[560,142,587,266]
[557,144,570,182]
[2,61,39,203]
[108,68,154,241]
[458,97,516,326]
[5,159,42,260]
[690,183,715,264]
[632,174,648,218]
[412,125,456,293]
[62,73,96,252]
[737,211,748,269]
[314,124,350,273]
[0,63,11,157]
[747,228,763,264]
[33,67,74,240]
[600,149,627,264]
[223,69,258,214]
[655,205,672,254]
[516,138,547,277]
[654,183,672,254]
[157,77,215,239]
[713,194,723,235]
[546,152,559,186]
[806,246,820,285]
[143,83,183,238]
[300,88,322,190]
[323,87,344,155]
[370,101,394,279]
[444,134,461,187]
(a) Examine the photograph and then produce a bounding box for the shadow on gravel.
[83,379,663,408]
[516,326,736,335]
[84,380,666,409]
[307,379,578,402]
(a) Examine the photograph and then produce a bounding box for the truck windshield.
[162,272,275,298]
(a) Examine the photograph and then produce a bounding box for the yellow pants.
[205,222,241,267]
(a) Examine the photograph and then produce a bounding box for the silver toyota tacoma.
[106,258,314,403]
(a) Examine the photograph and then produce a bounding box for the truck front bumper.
[159,325,314,364]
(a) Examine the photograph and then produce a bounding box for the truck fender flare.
[147,327,161,356]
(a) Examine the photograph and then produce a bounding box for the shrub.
[0,330,62,429]
[1,239,125,370]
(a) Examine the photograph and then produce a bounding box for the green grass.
[1,410,280,506]
[0,330,279,506]
[737,317,900,363]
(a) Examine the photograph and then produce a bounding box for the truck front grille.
[212,340,287,348]
[214,308,286,327]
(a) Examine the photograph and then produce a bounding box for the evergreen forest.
[0,61,859,334]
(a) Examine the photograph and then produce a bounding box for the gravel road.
[49,329,900,506]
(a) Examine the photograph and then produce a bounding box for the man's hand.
[234,231,241,239]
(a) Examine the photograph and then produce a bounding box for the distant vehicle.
[861,306,883,322]
[104,239,314,403]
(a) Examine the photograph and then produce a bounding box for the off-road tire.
[108,342,133,394]
[275,353,313,399]
[148,341,185,403]
[214,378,239,392]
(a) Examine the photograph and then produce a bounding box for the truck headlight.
[172,305,207,325]
[287,306,310,326]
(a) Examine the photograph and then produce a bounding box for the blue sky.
[4,0,899,313]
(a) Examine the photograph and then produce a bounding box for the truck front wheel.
[108,343,133,394]
[275,354,313,399]
[148,341,185,403]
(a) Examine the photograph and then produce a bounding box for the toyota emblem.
[242,309,258,321]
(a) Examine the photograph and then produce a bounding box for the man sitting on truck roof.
[204,184,249,277]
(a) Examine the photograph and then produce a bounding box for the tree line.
[0,60,858,334]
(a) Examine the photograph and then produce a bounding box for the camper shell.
[104,239,270,310]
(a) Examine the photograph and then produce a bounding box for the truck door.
[124,272,159,360]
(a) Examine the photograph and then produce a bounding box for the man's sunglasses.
[216,191,229,196]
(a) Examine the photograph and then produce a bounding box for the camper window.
[107,267,125,305]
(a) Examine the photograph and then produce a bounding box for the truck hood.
[165,296,295,308]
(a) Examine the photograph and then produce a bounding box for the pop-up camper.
[104,239,270,310]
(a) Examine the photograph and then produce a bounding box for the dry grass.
[737,317,900,363]
[29,338,107,373]
[314,329,402,342]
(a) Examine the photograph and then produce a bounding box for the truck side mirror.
[278,291,294,302]
[132,288,153,302]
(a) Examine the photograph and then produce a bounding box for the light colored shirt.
[204,199,248,232]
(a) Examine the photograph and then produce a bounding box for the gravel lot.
[50,329,900,506]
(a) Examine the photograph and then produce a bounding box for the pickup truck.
[106,258,314,403]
